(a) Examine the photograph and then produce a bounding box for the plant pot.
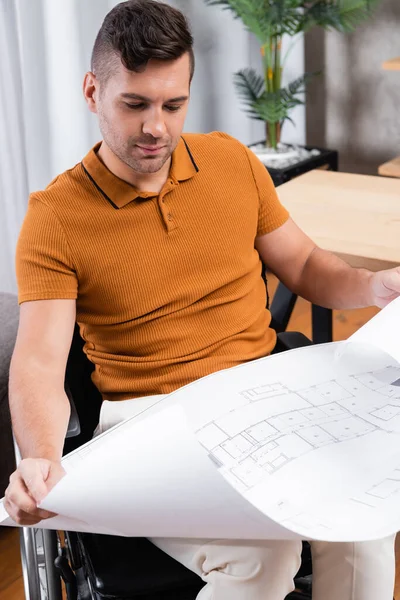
[251,143,300,163]
[249,141,320,170]
[248,141,339,187]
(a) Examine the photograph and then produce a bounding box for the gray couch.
[0,292,19,497]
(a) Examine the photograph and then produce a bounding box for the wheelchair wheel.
[19,527,63,600]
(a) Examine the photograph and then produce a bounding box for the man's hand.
[4,459,66,525]
[369,266,400,308]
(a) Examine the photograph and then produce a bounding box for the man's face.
[90,53,190,174]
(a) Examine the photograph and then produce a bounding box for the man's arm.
[5,299,76,525]
[256,218,400,310]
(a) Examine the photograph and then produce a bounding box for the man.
[4,1,398,598]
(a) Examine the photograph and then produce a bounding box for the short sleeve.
[16,195,78,304]
[245,147,290,236]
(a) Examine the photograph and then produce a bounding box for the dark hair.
[91,0,194,85]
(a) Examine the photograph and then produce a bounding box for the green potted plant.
[204,0,380,154]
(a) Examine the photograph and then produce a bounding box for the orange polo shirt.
[16,132,289,400]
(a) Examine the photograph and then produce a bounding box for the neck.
[97,141,171,194]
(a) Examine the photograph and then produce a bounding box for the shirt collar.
[171,136,199,182]
[81,137,199,209]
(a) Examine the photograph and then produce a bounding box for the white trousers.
[96,397,396,600]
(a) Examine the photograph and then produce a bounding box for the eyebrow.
[120,93,189,103]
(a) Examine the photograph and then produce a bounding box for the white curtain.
[0,0,29,294]
[0,0,305,293]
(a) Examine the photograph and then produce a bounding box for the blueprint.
[193,353,400,541]
[1,298,400,541]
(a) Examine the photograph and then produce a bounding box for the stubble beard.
[108,136,172,174]
[122,145,172,174]
[100,118,173,174]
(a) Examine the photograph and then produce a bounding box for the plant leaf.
[234,68,265,104]
[237,73,313,124]
[300,0,381,33]
[204,0,382,38]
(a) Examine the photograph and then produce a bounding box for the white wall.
[306,0,400,174]
[279,34,306,146]
[0,0,29,293]
[325,0,400,173]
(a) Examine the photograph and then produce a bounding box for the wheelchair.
[17,285,314,600]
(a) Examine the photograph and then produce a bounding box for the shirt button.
[167,213,173,221]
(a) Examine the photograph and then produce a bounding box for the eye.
[125,103,145,110]
[164,105,182,112]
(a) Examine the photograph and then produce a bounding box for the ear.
[83,72,99,114]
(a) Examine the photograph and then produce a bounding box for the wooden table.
[276,170,400,342]
[379,156,400,179]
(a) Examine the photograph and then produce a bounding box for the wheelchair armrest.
[274,331,313,353]
[64,381,81,438]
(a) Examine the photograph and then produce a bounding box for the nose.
[142,108,167,138]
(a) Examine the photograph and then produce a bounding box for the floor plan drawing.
[196,365,400,493]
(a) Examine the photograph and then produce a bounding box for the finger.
[6,477,37,512]
[8,470,19,484]
[19,459,49,504]
[6,475,57,520]
[5,498,56,524]
[4,498,42,525]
